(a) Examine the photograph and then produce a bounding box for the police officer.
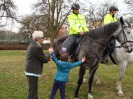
[104,6,119,24]
[101,6,119,63]
[67,3,89,55]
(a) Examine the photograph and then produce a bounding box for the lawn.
[0,50,133,99]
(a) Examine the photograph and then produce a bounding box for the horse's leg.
[83,70,101,85]
[74,66,86,99]
[116,62,127,97]
[94,71,101,85]
[83,70,88,83]
[88,65,98,99]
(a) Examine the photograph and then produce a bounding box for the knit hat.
[32,31,44,40]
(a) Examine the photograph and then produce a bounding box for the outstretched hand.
[81,57,86,62]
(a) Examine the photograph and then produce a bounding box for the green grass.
[0,50,133,99]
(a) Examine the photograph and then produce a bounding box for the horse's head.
[115,17,133,53]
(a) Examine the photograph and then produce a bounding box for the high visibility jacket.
[104,14,117,24]
[68,13,89,35]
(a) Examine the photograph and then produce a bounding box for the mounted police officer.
[61,3,89,56]
[104,6,119,24]
[101,6,119,63]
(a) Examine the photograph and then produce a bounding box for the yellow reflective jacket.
[68,13,89,35]
[104,14,117,24]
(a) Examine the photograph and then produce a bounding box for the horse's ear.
[120,17,125,25]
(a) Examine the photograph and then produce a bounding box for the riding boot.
[67,35,79,62]
[101,46,111,63]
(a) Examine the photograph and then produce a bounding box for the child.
[49,47,86,99]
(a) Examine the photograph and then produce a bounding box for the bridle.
[115,22,133,48]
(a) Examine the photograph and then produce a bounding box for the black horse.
[53,17,133,99]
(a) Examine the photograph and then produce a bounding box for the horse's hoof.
[95,80,101,85]
[117,91,124,97]
[73,95,78,99]
[73,98,78,99]
[83,78,87,83]
[88,93,94,99]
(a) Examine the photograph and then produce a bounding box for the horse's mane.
[85,22,120,40]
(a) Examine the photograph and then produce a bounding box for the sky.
[3,0,127,32]
[14,0,38,16]
[3,0,38,32]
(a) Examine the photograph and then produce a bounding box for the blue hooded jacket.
[51,52,82,82]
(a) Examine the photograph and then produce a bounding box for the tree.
[124,0,133,20]
[33,0,74,46]
[80,0,116,26]
[19,0,77,46]
[0,0,17,43]
[0,0,17,23]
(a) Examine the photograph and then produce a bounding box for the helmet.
[71,3,80,10]
[109,6,119,11]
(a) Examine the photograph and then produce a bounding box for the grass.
[0,50,133,99]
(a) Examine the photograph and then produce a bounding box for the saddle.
[61,36,81,57]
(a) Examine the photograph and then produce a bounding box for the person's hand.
[79,32,84,36]
[81,57,86,62]
[48,47,54,53]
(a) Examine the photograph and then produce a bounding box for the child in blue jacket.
[49,47,86,99]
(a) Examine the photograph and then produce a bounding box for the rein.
[82,35,102,60]
[84,35,105,46]
[115,41,133,48]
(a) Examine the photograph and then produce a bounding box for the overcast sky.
[5,0,127,32]
[14,0,38,16]
[14,0,126,15]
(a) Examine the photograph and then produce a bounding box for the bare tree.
[0,0,16,20]
[34,0,74,46]
[80,0,117,27]
[124,0,133,20]
[19,0,75,46]
[0,0,17,43]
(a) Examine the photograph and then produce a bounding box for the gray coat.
[25,41,50,74]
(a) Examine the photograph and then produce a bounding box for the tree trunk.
[50,36,55,47]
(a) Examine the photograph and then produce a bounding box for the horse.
[93,39,133,97]
[53,17,133,99]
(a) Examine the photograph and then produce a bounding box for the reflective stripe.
[68,13,89,35]
[25,72,41,77]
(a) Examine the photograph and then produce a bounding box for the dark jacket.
[25,41,50,74]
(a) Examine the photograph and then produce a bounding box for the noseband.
[115,23,133,48]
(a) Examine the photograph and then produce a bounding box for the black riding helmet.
[109,6,119,11]
[71,3,80,10]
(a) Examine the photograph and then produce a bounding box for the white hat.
[32,31,44,40]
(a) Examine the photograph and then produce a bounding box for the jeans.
[50,80,66,99]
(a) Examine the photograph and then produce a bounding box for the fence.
[0,42,50,50]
